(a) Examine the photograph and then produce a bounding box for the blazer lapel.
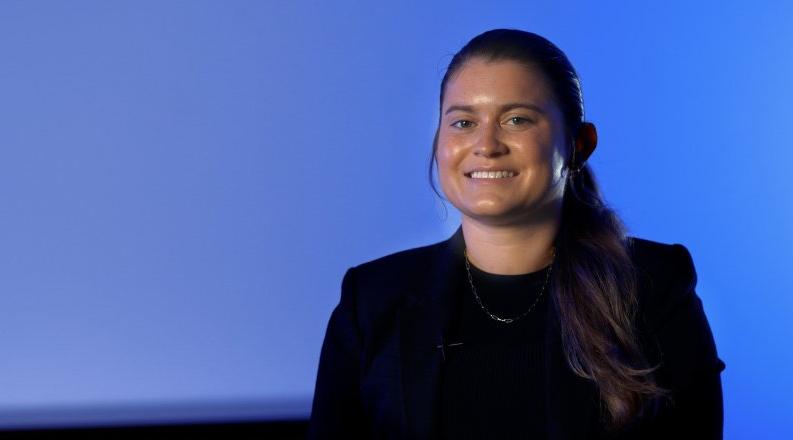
[397,225,600,439]
[398,225,464,439]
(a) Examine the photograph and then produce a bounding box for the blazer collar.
[398,225,599,439]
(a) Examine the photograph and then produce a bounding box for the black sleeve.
[307,267,369,439]
[641,244,726,439]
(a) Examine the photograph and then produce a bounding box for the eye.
[451,120,474,129]
[505,116,532,126]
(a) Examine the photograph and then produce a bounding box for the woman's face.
[436,58,570,226]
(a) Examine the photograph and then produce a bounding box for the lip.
[463,167,520,177]
[463,169,520,181]
[464,172,519,185]
[465,176,517,185]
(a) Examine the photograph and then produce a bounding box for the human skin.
[436,58,597,275]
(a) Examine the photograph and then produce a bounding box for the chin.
[463,206,518,219]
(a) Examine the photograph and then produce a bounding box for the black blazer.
[308,226,726,439]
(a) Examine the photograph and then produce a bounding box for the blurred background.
[0,0,790,437]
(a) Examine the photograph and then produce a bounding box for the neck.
[461,216,559,276]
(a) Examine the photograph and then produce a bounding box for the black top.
[440,260,553,439]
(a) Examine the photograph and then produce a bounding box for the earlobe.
[571,122,597,168]
[565,122,597,176]
[578,122,597,157]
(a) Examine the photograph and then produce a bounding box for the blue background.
[1,0,790,437]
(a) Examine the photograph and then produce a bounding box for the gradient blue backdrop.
[0,0,790,437]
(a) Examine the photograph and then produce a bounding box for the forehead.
[443,58,553,110]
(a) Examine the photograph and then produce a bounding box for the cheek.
[435,145,460,191]
[436,155,456,186]
[434,142,453,169]
[436,132,464,165]
[436,150,454,171]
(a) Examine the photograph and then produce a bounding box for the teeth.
[469,170,515,179]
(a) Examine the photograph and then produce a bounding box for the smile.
[465,170,517,179]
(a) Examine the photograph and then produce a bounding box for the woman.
[308,28,725,439]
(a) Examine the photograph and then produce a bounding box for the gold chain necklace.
[463,247,555,324]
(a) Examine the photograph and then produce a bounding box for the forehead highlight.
[442,59,553,113]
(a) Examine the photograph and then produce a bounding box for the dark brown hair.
[428,28,670,433]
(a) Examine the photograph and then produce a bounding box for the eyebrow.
[444,102,546,115]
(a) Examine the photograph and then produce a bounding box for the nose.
[473,122,508,157]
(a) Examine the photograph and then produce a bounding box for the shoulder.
[340,237,447,329]
[626,236,698,331]
[626,236,726,384]
[626,235,697,290]
[350,238,445,288]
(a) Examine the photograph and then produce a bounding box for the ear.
[571,122,597,167]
